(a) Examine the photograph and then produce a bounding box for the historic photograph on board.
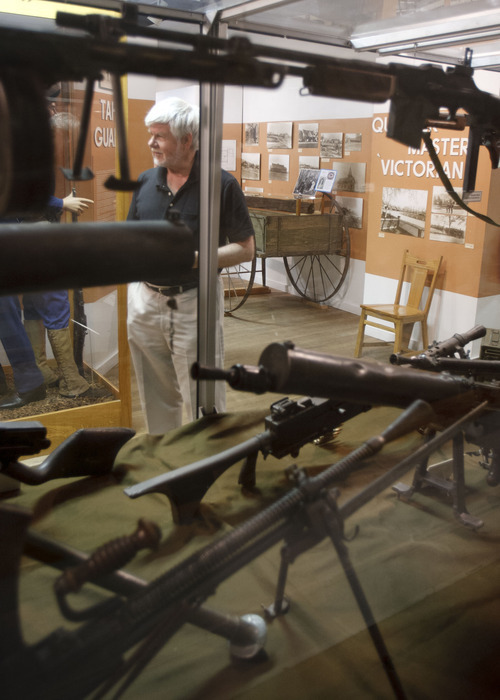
[334,162,366,193]
[244,122,259,146]
[293,168,319,196]
[299,155,320,170]
[344,133,362,152]
[267,121,293,149]
[380,187,428,237]
[430,186,466,243]
[298,123,319,148]
[268,154,290,181]
[431,185,465,215]
[334,195,363,229]
[241,152,261,180]
[320,132,343,158]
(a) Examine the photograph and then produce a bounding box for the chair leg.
[421,321,429,351]
[393,322,403,355]
[354,312,366,358]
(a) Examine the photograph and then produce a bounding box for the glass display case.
[1,4,500,699]
[0,77,132,451]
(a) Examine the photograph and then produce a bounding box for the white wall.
[361,272,498,355]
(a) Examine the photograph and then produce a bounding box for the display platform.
[6,405,500,699]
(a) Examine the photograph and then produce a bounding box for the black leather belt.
[145,282,198,296]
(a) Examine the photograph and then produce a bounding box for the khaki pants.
[127,281,225,435]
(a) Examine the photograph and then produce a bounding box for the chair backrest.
[394,249,443,313]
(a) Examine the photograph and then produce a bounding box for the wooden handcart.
[223,197,351,313]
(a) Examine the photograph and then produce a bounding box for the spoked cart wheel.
[222,256,257,314]
[283,221,350,303]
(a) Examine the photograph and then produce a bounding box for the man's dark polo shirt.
[127,153,254,287]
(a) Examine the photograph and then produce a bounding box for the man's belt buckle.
[146,282,195,296]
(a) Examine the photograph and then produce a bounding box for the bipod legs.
[264,467,407,700]
[323,490,407,700]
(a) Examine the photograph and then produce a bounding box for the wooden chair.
[354,249,442,357]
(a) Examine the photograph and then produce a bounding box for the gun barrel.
[0,221,194,294]
[390,355,500,377]
[192,362,270,394]
[256,343,475,408]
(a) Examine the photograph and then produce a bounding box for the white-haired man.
[127,97,255,434]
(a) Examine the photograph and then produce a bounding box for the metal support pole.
[197,22,225,417]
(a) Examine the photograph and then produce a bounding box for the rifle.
[0,421,134,485]
[124,396,370,524]
[1,399,444,700]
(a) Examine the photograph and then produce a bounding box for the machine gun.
[390,324,500,379]
[1,9,500,219]
[192,339,495,410]
[194,332,500,522]
[390,325,500,501]
[124,396,370,524]
[1,399,448,700]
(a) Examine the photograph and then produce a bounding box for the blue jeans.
[0,295,43,393]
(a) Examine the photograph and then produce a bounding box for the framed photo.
[298,123,319,149]
[299,155,320,170]
[267,122,293,149]
[320,132,343,158]
[244,122,259,146]
[241,152,261,180]
[344,133,362,152]
[268,154,290,181]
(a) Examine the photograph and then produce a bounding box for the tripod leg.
[451,433,483,529]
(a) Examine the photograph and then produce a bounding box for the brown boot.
[47,327,90,398]
[24,319,60,387]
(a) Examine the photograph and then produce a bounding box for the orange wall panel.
[366,117,494,298]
